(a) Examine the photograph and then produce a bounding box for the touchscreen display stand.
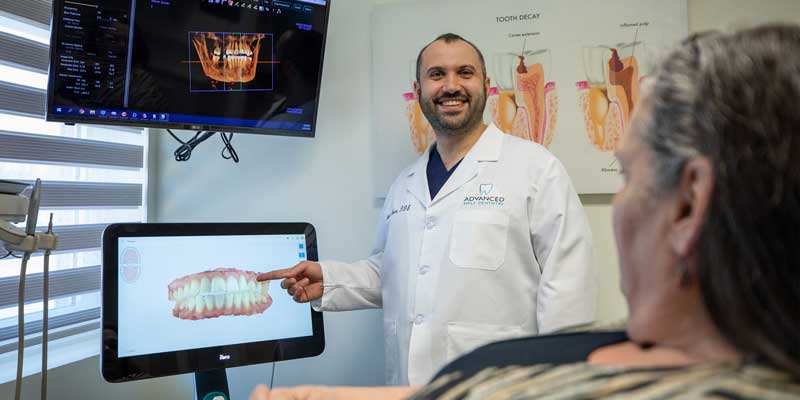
[195,369,230,400]
[101,223,324,399]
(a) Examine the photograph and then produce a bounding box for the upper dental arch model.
[168,268,273,320]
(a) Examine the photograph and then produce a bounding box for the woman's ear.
[669,157,714,257]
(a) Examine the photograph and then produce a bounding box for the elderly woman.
[250,24,800,399]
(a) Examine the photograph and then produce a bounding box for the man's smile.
[436,97,469,112]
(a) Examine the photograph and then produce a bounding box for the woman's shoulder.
[429,323,628,382]
[555,319,628,333]
[413,362,800,400]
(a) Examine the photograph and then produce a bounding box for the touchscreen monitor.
[101,223,323,382]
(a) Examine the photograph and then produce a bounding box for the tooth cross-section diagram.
[577,44,642,152]
[190,31,272,92]
[168,268,272,320]
[489,49,559,148]
[403,92,436,154]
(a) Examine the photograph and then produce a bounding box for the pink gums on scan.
[168,268,272,320]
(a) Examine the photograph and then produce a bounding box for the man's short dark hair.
[415,33,487,83]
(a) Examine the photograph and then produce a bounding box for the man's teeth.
[441,100,464,106]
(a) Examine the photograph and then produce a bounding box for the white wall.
[3,1,800,399]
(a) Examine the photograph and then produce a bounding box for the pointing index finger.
[257,268,292,281]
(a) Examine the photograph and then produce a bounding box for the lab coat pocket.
[449,209,510,270]
[446,322,524,361]
[383,319,400,385]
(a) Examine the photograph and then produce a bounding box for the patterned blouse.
[407,326,800,399]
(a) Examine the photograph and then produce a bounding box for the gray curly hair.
[641,24,800,375]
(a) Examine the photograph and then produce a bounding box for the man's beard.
[419,88,487,137]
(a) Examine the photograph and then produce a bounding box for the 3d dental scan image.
[190,32,272,91]
[168,268,273,320]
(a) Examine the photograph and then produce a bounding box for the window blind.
[0,0,148,378]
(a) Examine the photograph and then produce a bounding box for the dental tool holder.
[0,194,58,254]
[194,369,231,400]
[0,192,29,223]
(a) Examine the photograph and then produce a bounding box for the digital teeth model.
[191,32,266,83]
[168,268,272,320]
[577,44,642,152]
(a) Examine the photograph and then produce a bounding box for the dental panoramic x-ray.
[46,0,330,137]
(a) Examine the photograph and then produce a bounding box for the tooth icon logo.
[480,184,493,196]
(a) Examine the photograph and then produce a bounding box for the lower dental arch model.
[168,268,272,320]
[191,32,266,83]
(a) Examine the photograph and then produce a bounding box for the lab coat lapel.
[430,124,503,206]
[406,144,433,208]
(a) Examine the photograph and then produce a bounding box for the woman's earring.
[679,259,692,287]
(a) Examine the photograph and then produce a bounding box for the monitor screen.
[46,0,330,137]
[102,223,324,382]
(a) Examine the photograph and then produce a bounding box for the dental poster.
[371,0,688,194]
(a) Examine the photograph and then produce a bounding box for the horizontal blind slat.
[0,81,46,118]
[44,223,113,253]
[0,31,49,73]
[0,308,99,342]
[0,130,144,168]
[19,181,143,208]
[0,0,52,27]
[0,265,101,308]
[0,320,100,353]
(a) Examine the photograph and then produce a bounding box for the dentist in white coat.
[259,33,597,386]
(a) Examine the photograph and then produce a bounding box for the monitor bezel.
[45,0,331,138]
[101,222,324,383]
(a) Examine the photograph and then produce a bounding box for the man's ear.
[669,157,714,257]
[413,81,421,99]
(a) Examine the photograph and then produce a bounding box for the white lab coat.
[316,124,597,386]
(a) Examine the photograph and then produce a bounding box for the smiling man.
[259,33,597,386]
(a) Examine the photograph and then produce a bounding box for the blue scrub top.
[426,145,463,200]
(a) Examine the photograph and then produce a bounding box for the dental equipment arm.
[1,179,59,400]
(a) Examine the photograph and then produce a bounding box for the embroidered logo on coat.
[464,184,505,207]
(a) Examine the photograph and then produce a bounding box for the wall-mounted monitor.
[46,0,330,137]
